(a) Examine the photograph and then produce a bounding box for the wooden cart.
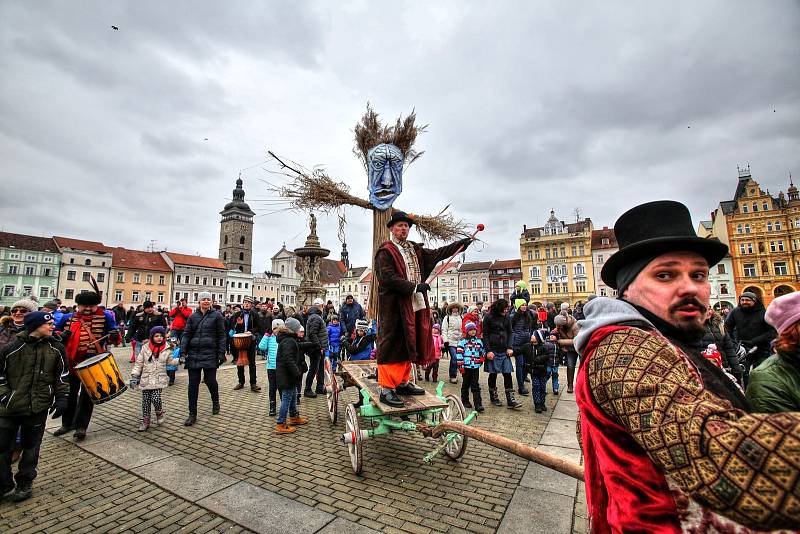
[324,359,476,474]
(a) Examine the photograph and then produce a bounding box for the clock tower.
[219,176,255,273]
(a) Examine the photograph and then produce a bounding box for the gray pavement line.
[51,429,337,534]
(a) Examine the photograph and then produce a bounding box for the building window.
[776,221,782,231]
[747,243,753,254]
[42,267,52,277]
[553,248,558,258]
[97,273,105,283]
[597,254,604,264]
[579,244,585,256]
[744,224,751,234]
[530,266,540,279]
[82,272,91,282]
[737,224,743,234]
[132,291,140,302]
[482,278,487,288]
[571,245,577,256]
[24,265,35,276]
[8,253,19,260]
[774,262,788,276]
[133,273,140,284]
[778,240,785,251]
[39,286,50,298]
[546,283,553,294]
[117,272,125,283]
[599,287,607,297]
[64,289,74,299]
[743,263,756,277]
[146,274,153,284]
[742,204,748,213]
[203,277,208,285]
[720,283,729,295]
[157,292,165,303]
[767,222,773,232]
[762,202,769,211]
[115,290,123,301]
[531,283,541,294]
[717,264,726,274]
[84,258,91,266]
[534,249,540,259]
[239,252,244,261]
[224,235,228,245]
[545,248,550,259]
[7,265,18,275]
[224,252,227,261]
[601,237,610,246]
[159,275,166,285]
[560,247,566,257]
[527,250,532,261]
[575,281,586,293]
[752,202,758,212]
[145,291,152,301]
[574,263,585,276]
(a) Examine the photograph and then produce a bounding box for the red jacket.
[169,306,192,330]
[461,312,482,336]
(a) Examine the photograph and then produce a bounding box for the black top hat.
[386,210,415,228]
[601,200,728,289]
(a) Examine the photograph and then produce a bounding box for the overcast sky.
[1,1,798,271]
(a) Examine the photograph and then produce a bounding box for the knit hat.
[560,302,570,311]
[285,318,303,333]
[554,314,568,327]
[464,321,477,333]
[740,291,758,302]
[514,299,526,311]
[142,300,155,309]
[467,305,478,314]
[75,292,101,306]
[765,292,800,334]
[330,315,339,321]
[24,311,53,332]
[432,323,440,331]
[42,300,60,311]
[313,298,324,306]
[11,298,38,313]
[355,319,370,330]
[271,318,285,330]
[198,291,213,301]
[515,280,527,290]
[149,326,167,340]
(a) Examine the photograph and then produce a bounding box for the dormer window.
[601,238,609,246]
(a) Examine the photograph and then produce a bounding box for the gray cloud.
[1,0,798,275]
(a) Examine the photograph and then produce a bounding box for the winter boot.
[138,417,150,432]
[10,481,32,502]
[184,413,197,426]
[73,428,87,441]
[268,401,277,417]
[505,389,523,410]
[472,388,485,413]
[251,384,262,392]
[534,404,543,413]
[276,423,296,434]
[567,367,575,394]
[489,388,502,407]
[461,395,473,409]
[155,411,165,425]
[53,426,74,437]
[212,403,220,415]
[288,416,309,425]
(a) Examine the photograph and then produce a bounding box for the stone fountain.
[294,213,330,307]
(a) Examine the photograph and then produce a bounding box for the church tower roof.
[221,176,255,216]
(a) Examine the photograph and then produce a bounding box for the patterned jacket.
[456,336,484,369]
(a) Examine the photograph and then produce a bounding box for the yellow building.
[519,210,594,305]
[110,248,173,308]
[719,166,800,305]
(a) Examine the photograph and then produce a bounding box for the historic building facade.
[0,232,60,306]
[338,266,370,307]
[218,177,255,273]
[520,210,594,305]
[489,259,522,303]
[431,262,459,308]
[109,248,172,308]
[53,237,113,306]
[253,272,281,303]
[225,269,254,305]
[271,244,301,307]
[590,227,618,299]
[714,166,799,305]
[457,261,491,305]
[161,252,227,306]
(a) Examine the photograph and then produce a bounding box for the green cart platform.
[324,359,477,474]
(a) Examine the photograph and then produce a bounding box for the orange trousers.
[377,361,411,389]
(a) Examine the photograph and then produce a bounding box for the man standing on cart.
[374,211,473,407]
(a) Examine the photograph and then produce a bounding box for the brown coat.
[375,238,467,365]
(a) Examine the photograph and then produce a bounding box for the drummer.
[230,297,264,392]
[54,291,120,440]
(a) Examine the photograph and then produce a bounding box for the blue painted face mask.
[367,143,403,211]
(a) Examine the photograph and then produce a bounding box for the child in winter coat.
[425,324,443,381]
[258,318,283,416]
[130,326,179,431]
[531,328,559,413]
[455,322,485,412]
[343,319,376,361]
[326,316,342,372]
[274,318,309,433]
[165,335,179,386]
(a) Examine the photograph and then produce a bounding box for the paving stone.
[317,517,381,533]
[80,435,173,468]
[497,488,574,533]
[518,460,578,497]
[198,481,333,533]
[61,427,120,446]
[135,455,239,502]
[537,418,580,450]
[550,399,578,421]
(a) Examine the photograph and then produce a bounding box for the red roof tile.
[591,228,618,250]
[458,261,493,272]
[164,252,226,269]
[0,232,58,252]
[320,258,347,284]
[111,248,172,272]
[490,259,521,270]
[53,236,110,253]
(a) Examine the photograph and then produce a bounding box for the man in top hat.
[53,291,120,440]
[573,200,800,531]
[724,290,776,387]
[374,210,474,407]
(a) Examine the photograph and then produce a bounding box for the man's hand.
[487,352,495,360]
[49,396,68,419]
[415,283,431,293]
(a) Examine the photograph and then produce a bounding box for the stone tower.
[219,176,255,273]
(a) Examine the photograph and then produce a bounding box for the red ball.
[477,224,485,231]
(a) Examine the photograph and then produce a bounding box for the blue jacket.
[339,302,365,334]
[327,323,342,353]
[456,336,485,369]
[343,330,376,361]
[510,312,535,349]
[258,333,279,370]
[167,346,179,371]
[533,328,560,367]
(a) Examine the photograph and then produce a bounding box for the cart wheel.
[345,403,363,474]
[325,357,338,424]
[441,394,468,460]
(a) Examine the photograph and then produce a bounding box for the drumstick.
[79,332,114,349]
[426,224,485,285]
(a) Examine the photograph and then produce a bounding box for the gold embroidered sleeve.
[587,328,800,530]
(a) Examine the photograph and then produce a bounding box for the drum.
[232,333,252,366]
[75,352,127,405]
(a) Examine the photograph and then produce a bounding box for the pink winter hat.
[765,292,800,334]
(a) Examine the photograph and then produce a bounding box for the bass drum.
[74,352,127,404]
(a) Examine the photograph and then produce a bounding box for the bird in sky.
[111,25,119,30]
[204,138,208,141]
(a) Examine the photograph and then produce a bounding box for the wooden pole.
[368,209,392,321]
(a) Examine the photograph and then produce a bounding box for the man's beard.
[668,297,708,339]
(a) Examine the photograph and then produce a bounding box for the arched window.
[224,235,228,245]
[239,252,244,261]
[84,259,91,266]
[239,236,245,245]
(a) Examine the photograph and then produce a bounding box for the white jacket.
[442,313,463,345]
[132,343,178,390]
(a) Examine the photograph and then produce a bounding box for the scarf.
[148,340,165,361]
[390,234,425,312]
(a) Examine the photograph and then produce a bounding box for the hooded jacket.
[745,351,800,412]
[0,331,69,416]
[723,299,776,360]
[275,330,304,390]
[181,308,227,369]
[132,334,178,390]
[304,307,328,351]
[0,316,24,351]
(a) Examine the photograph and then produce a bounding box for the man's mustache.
[669,297,708,315]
